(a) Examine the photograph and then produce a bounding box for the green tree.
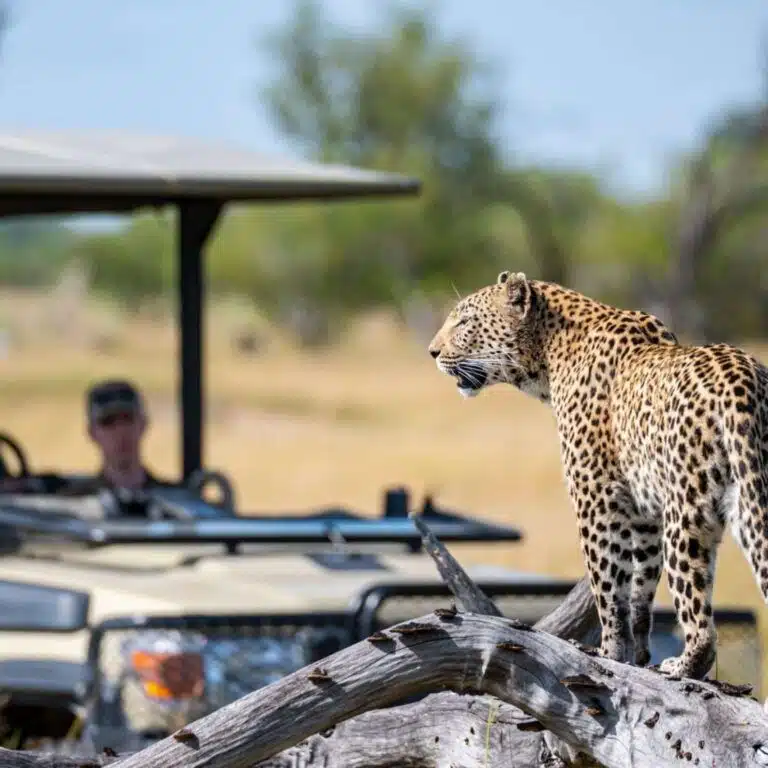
[664,71,768,340]
[0,217,77,286]
[72,212,173,312]
[258,0,511,342]
[500,166,608,286]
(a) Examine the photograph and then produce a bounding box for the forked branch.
[4,521,767,768]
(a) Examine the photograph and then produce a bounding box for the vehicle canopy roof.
[0,129,419,214]
[0,129,421,478]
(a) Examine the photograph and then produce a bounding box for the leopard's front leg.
[567,469,637,664]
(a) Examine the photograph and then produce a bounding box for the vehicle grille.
[351,581,576,638]
[368,591,569,630]
[85,613,352,751]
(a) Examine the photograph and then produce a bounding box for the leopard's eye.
[455,316,471,327]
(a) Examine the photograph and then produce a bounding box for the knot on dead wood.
[433,604,459,620]
[589,661,614,678]
[495,641,525,652]
[391,621,441,636]
[504,617,536,632]
[643,711,660,728]
[538,740,569,767]
[673,676,752,703]
[681,681,707,696]
[567,638,601,657]
[704,678,753,698]
[308,667,332,683]
[517,718,547,732]
[668,736,694,761]
[172,727,200,749]
[559,674,612,693]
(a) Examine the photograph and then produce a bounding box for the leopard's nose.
[429,347,440,359]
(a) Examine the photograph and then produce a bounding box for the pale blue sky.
[0,0,765,198]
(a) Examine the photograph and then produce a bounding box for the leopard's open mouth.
[452,363,487,396]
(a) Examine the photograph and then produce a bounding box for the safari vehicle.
[0,131,758,754]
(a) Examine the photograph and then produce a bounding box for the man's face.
[89,409,145,469]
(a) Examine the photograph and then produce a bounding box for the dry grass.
[0,291,766,683]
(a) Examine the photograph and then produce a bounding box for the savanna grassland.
[1,290,766,681]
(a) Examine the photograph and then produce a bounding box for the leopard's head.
[428,271,548,401]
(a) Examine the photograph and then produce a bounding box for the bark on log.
[411,511,504,617]
[252,571,603,768]
[6,604,768,768]
[411,508,600,646]
[2,515,603,768]
[4,520,766,768]
[0,693,573,768]
[252,691,567,768]
[0,751,119,768]
[1,517,604,768]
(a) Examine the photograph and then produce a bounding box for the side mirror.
[0,580,89,632]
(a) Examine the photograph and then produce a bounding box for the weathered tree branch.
[411,511,502,615]
[2,694,578,768]
[252,692,560,768]
[5,519,765,768]
[2,515,604,768]
[9,605,767,768]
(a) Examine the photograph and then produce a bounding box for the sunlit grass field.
[1,290,767,681]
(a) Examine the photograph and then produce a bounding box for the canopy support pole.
[177,200,223,481]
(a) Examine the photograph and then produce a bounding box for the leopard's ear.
[502,271,534,318]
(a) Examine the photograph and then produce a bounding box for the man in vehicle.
[79,378,168,492]
[0,378,172,501]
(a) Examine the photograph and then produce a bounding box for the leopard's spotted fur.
[428,271,768,679]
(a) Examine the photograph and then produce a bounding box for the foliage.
[0,1,767,344]
[0,217,76,287]
[68,212,173,312]
[257,0,512,338]
[660,58,768,339]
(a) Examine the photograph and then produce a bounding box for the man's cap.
[86,379,145,424]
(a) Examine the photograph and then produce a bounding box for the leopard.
[428,269,768,681]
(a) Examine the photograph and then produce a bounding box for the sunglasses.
[96,411,139,428]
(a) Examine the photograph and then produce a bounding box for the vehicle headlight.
[116,624,348,716]
[120,630,208,707]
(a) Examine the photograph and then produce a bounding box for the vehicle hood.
[0,546,547,664]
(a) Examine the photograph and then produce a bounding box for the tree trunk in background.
[665,103,768,342]
[665,184,713,342]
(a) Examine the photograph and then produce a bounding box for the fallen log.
[253,691,561,768]
[251,562,601,768]
[0,693,569,768]
[6,597,768,767]
[4,519,767,768]
[1,515,602,768]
